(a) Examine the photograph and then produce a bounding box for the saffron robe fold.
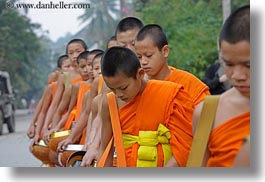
[119,80,194,167]
[206,112,250,167]
[166,66,210,105]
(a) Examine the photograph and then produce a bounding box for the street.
[0,110,42,167]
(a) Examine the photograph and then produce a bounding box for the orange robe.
[166,66,210,105]
[63,81,92,130]
[207,112,250,167]
[119,80,194,167]
[70,76,82,85]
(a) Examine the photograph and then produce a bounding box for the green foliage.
[0,0,52,105]
[134,0,249,79]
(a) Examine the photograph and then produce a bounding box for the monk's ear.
[162,45,170,58]
[137,68,145,80]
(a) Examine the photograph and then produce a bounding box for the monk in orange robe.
[56,50,105,152]
[42,39,87,143]
[90,47,194,167]
[166,66,210,106]
[46,50,94,166]
[29,55,73,166]
[191,5,250,167]
[134,24,210,107]
[27,55,73,139]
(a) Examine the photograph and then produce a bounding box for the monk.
[79,17,144,166]
[47,50,94,166]
[27,55,73,139]
[46,51,93,137]
[42,39,87,144]
[91,52,104,79]
[29,55,73,167]
[134,24,210,106]
[29,55,73,148]
[191,5,250,167]
[56,49,105,154]
[89,47,194,167]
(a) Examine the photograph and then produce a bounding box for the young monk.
[79,17,144,166]
[134,24,210,106]
[56,49,105,153]
[28,55,72,144]
[47,50,94,166]
[106,35,118,49]
[92,52,104,79]
[45,51,93,138]
[29,55,73,167]
[191,5,250,167]
[42,39,87,144]
[27,55,73,139]
[91,47,194,167]
[115,16,144,51]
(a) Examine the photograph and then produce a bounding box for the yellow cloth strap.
[186,95,220,167]
[123,123,172,167]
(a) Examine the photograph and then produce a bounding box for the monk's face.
[103,69,145,103]
[78,58,92,81]
[67,42,86,67]
[61,58,73,73]
[92,57,101,78]
[116,28,139,52]
[220,40,250,97]
[134,37,169,79]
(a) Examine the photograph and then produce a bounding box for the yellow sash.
[122,124,172,167]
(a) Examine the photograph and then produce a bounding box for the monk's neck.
[147,65,171,81]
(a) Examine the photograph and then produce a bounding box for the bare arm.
[50,83,75,128]
[29,85,53,151]
[43,73,65,131]
[54,83,79,131]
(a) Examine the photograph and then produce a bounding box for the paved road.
[0,110,42,167]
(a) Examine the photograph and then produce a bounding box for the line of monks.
[27,5,250,167]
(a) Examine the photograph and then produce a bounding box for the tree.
[134,0,249,79]
[0,0,52,107]
[78,0,119,48]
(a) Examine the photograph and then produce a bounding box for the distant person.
[202,60,232,95]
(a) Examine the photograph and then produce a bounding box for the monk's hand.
[27,124,35,139]
[57,137,72,152]
[42,129,51,145]
[80,148,98,167]
[29,135,39,153]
